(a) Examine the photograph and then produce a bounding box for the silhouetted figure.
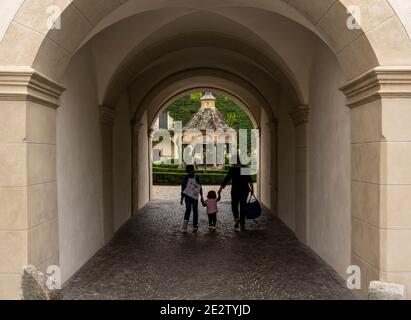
[202,190,221,232]
[219,162,254,231]
[181,165,203,233]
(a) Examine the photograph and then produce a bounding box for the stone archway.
[147,87,265,207]
[127,68,278,217]
[150,87,261,130]
[0,0,411,299]
[1,1,410,82]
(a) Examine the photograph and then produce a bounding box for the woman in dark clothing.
[218,163,254,231]
[181,165,203,233]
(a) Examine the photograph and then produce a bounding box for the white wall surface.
[277,94,296,231]
[308,45,351,277]
[88,7,317,104]
[0,0,24,42]
[388,0,411,39]
[113,93,132,231]
[58,45,104,282]
[275,42,351,278]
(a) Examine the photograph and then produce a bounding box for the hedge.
[153,163,180,169]
[153,172,225,185]
[153,167,186,173]
[153,163,234,171]
[153,172,257,185]
[153,167,229,175]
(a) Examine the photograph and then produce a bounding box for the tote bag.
[183,177,201,200]
[245,195,262,220]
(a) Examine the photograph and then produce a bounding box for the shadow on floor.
[62,199,356,300]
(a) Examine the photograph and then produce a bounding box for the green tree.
[167,95,200,126]
[166,92,255,150]
[190,92,203,100]
[225,112,237,127]
[167,92,253,129]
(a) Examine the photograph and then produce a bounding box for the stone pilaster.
[267,120,278,216]
[0,67,65,299]
[131,121,146,214]
[99,105,116,244]
[290,106,309,245]
[131,120,151,207]
[341,66,411,297]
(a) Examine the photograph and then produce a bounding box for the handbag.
[245,194,262,220]
[183,177,201,200]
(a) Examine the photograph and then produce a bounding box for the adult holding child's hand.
[219,157,254,231]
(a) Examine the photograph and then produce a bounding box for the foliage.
[167,92,254,131]
[152,163,181,169]
[153,172,227,186]
[157,94,257,185]
[190,92,203,100]
[214,94,254,132]
[167,95,201,126]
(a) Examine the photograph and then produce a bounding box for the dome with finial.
[200,92,216,109]
[201,92,216,101]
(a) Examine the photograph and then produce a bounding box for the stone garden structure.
[182,92,237,169]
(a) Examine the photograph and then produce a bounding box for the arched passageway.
[0,1,411,299]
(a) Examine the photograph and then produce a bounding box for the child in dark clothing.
[181,165,203,233]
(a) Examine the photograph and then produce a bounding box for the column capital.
[131,120,145,135]
[266,118,278,131]
[99,105,116,126]
[340,66,411,108]
[148,128,155,139]
[289,105,309,126]
[0,67,65,108]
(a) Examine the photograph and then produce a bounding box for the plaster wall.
[88,7,318,104]
[308,44,351,277]
[58,46,104,282]
[113,93,132,231]
[0,0,24,42]
[277,95,296,231]
[388,0,411,39]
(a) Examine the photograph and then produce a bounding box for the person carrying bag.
[218,158,255,231]
[245,194,262,220]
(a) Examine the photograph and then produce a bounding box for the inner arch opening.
[150,90,261,204]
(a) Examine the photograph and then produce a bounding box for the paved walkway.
[62,186,355,300]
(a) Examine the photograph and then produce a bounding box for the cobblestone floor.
[62,186,356,300]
